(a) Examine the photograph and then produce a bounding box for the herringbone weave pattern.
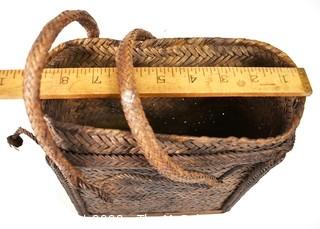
[14,10,305,216]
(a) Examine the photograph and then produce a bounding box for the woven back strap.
[23,10,220,187]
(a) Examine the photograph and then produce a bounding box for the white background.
[0,0,319,228]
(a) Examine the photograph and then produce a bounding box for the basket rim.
[44,36,302,149]
[44,114,297,148]
[48,36,296,67]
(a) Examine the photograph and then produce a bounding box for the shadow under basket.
[38,35,305,216]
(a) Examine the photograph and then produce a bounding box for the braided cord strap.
[23,10,99,185]
[116,29,220,186]
[23,11,220,187]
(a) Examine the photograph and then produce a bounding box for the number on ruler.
[92,75,102,84]
[219,74,229,83]
[157,75,165,84]
[0,77,4,86]
[279,74,288,83]
[60,75,69,84]
[188,74,197,83]
[250,75,259,83]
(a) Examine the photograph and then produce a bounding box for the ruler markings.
[0,67,312,99]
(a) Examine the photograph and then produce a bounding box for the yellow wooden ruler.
[0,67,312,99]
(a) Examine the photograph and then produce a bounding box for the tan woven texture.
[18,10,305,216]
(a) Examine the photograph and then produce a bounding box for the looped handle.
[23,10,99,185]
[116,29,220,187]
[23,10,220,188]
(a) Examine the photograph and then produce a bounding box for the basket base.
[46,152,286,217]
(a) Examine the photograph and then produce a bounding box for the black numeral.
[92,75,102,84]
[157,75,165,84]
[60,75,69,84]
[188,75,197,83]
[219,74,229,83]
[250,75,259,83]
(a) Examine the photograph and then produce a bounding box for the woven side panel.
[46,157,88,216]
[51,132,293,216]
[77,163,251,215]
[40,36,303,215]
[45,147,291,216]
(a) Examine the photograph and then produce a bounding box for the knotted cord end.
[7,127,38,149]
[7,134,23,148]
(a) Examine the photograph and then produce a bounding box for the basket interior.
[42,38,294,139]
[43,97,291,138]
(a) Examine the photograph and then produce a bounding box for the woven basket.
[10,10,306,216]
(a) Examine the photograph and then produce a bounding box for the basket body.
[42,37,305,216]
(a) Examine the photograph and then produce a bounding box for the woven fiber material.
[18,10,305,216]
